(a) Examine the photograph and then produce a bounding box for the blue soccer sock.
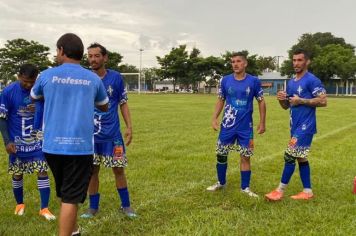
[216,163,227,185]
[37,176,50,209]
[89,193,100,210]
[299,161,311,189]
[12,177,24,204]
[281,163,296,185]
[240,170,251,190]
[118,188,130,208]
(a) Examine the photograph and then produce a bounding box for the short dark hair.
[293,49,310,60]
[19,64,39,80]
[231,51,247,60]
[56,33,84,60]
[87,43,108,56]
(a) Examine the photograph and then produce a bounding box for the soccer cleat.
[265,189,284,201]
[290,191,314,200]
[121,207,137,219]
[14,204,25,215]
[39,208,56,220]
[80,208,98,219]
[206,182,226,191]
[72,227,81,236]
[241,187,259,198]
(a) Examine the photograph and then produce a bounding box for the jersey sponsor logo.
[52,76,92,86]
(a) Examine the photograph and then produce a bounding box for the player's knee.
[13,174,23,180]
[284,152,296,164]
[37,171,48,177]
[217,154,227,164]
[113,167,124,176]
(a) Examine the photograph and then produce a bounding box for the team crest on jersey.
[297,86,303,95]
[222,104,237,128]
[107,85,114,97]
[246,86,251,96]
[227,87,235,95]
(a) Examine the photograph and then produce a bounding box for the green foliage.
[313,44,356,80]
[280,32,356,79]
[256,56,277,72]
[0,39,51,84]
[0,95,355,235]
[156,45,189,91]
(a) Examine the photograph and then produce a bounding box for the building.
[259,71,288,95]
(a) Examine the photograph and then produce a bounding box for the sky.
[1,0,355,68]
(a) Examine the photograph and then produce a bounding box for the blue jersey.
[218,74,263,132]
[286,72,325,134]
[0,81,42,157]
[31,63,109,155]
[94,69,128,142]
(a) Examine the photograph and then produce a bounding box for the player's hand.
[257,123,266,134]
[5,143,16,154]
[276,90,287,101]
[289,94,301,106]
[124,127,132,146]
[211,118,219,131]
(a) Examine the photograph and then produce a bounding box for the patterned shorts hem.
[286,146,310,159]
[216,144,253,157]
[8,160,49,175]
[93,154,128,168]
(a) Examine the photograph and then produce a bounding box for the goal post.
[121,72,144,94]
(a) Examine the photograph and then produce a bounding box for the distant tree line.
[0,32,355,91]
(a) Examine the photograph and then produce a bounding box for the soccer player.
[80,43,136,218]
[265,49,327,201]
[31,33,109,236]
[0,64,55,220]
[207,52,266,197]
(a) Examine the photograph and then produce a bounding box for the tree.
[280,32,355,78]
[0,39,51,84]
[312,44,356,84]
[256,56,277,72]
[221,50,262,76]
[156,45,189,92]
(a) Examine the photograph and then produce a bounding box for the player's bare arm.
[289,93,327,107]
[277,90,290,110]
[211,99,224,131]
[120,102,132,146]
[257,99,266,134]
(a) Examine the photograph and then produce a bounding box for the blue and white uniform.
[285,72,325,158]
[93,69,128,167]
[31,63,109,155]
[0,81,47,174]
[216,73,263,157]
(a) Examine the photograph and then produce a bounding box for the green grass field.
[0,94,355,235]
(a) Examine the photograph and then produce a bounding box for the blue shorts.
[286,133,314,158]
[216,129,254,157]
[9,152,48,175]
[93,137,127,168]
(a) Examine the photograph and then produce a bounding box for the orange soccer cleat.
[265,189,284,201]
[290,191,314,200]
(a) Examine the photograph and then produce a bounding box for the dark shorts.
[44,153,93,204]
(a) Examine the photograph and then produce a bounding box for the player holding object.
[80,43,136,218]
[31,33,109,236]
[265,49,327,201]
[0,64,55,220]
[207,52,266,197]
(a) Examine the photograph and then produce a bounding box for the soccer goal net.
[121,72,146,94]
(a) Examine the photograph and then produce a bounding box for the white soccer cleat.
[241,187,259,198]
[14,204,25,216]
[206,182,226,191]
